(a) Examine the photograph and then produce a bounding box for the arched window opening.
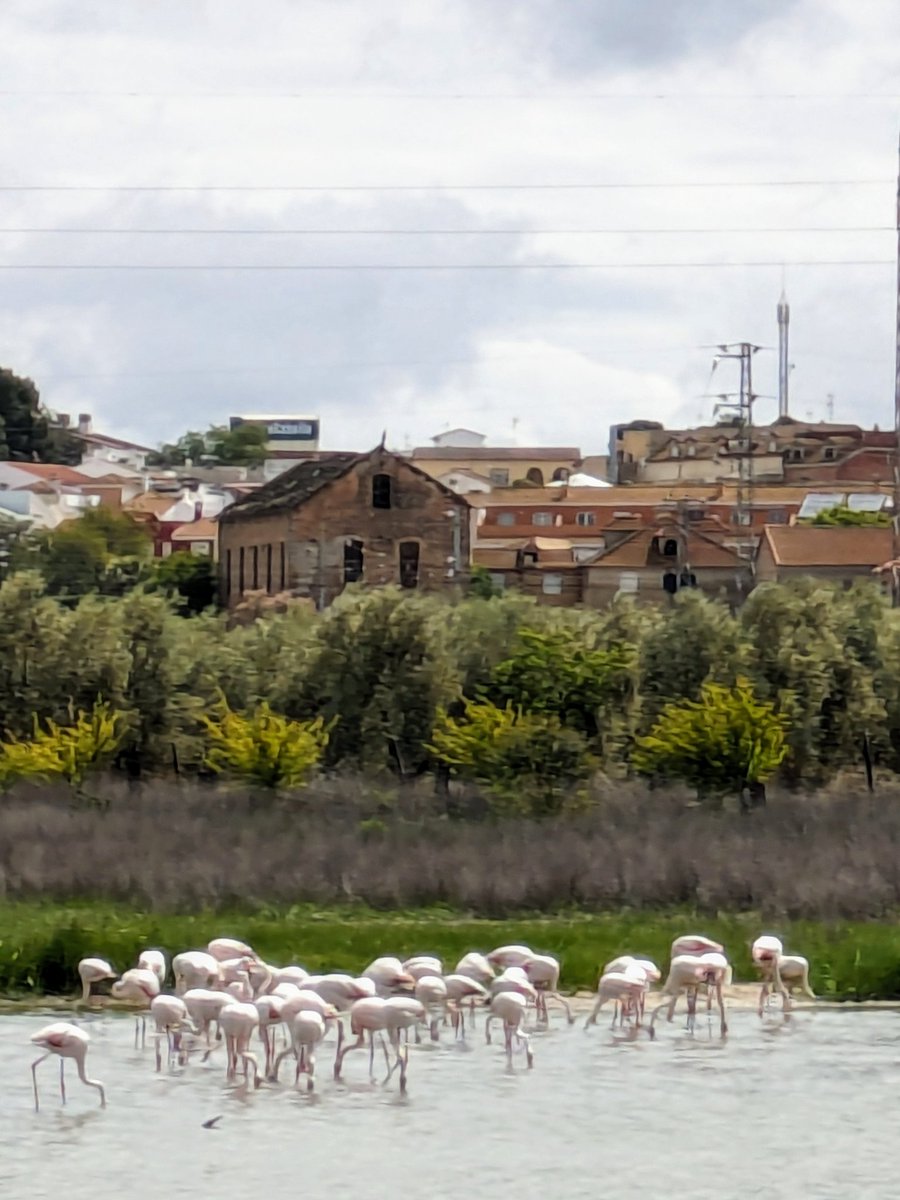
[663,538,679,557]
[525,467,545,485]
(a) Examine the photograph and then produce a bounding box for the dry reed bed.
[1,778,899,919]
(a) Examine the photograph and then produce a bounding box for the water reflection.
[0,1010,897,1199]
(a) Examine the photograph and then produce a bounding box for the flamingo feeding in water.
[485,992,534,1069]
[111,968,161,1047]
[30,1022,106,1111]
[752,935,788,1015]
[77,957,116,1004]
[651,952,730,1038]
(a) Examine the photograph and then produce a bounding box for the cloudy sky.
[1,0,899,456]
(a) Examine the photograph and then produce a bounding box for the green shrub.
[429,699,595,816]
[632,676,788,800]
[0,700,124,789]
[201,698,329,789]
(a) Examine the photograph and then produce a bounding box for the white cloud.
[0,0,898,450]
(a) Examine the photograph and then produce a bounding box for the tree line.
[0,571,896,810]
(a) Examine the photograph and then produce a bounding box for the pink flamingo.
[150,995,192,1072]
[272,1010,328,1090]
[172,951,220,994]
[30,1022,106,1111]
[523,954,574,1026]
[414,975,449,1040]
[485,992,534,1068]
[111,967,161,1048]
[183,988,232,1047]
[207,937,257,963]
[585,963,650,1031]
[362,957,415,996]
[650,952,730,1038]
[487,944,534,970]
[255,994,286,1077]
[443,973,489,1039]
[752,935,788,1015]
[77,957,116,1004]
[217,1001,261,1086]
[137,950,167,986]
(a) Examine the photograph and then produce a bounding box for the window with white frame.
[542,573,563,595]
[576,511,596,526]
[489,468,510,485]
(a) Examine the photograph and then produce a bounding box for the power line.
[0,179,890,193]
[1,89,899,101]
[0,225,891,236]
[0,259,892,271]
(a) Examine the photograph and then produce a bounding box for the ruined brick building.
[217,445,470,608]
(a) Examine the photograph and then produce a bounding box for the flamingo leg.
[31,1053,49,1112]
[59,1058,66,1105]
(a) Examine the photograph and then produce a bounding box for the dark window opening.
[251,545,259,589]
[399,541,420,588]
[525,467,545,485]
[663,538,679,557]
[280,542,286,590]
[225,549,232,599]
[372,473,392,509]
[238,546,245,593]
[344,538,365,583]
[662,571,678,595]
[551,467,569,482]
[266,544,273,593]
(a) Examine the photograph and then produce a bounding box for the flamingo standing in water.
[334,996,424,1089]
[414,975,449,1040]
[137,949,167,987]
[77,957,116,1004]
[651,952,730,1038]
[524,954,574,1026]
[585,963,650,1031]
[272,1010,328,1090]
[30,1023,106,1111]
[777,954,816,1003]
[443,974,489,1039]
[752,935,788,1015]
[218,1001,261,1086]
[149,995,192,1072]
[172,951,220,994]
[485,992,534,1068]
[111,968,161,1048]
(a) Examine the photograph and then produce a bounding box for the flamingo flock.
[28,932,815,1111]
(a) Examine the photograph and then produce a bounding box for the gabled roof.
[586,525,746,570]
[219,446,468,523]
[758,525,892,567]
[0,462,91,484]
[74,430,154,453]
[171,518,218,541]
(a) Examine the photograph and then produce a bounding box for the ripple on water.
[0,1009,895,1200]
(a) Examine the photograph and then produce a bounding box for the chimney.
[57,413,70,429]
[77,413,92,435]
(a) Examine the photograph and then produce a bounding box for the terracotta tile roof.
[125,493,175,515]
[759,525,893,567]
[171,518,218,541]
[2,462,91,484]
[411,446,580,462]
[587,527,745,570]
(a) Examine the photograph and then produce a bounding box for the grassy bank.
[4,900,900,1000]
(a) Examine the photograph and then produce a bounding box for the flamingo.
[30,1022,106,1111]
[266,964,309,990]
[671,934,724,958]
[585,964,649,1031]
[111,968,161,1048]
[490,966,538,1003]
[255,994,286,1077]
[137,949,167,986]
[650,952,730,1038]
[182,988,232,1046]
[752,935,788,1015]
[442,973,489,1039]
[382,997,426,1091]
[403,955,443,982]
[523,953,574,1025]
[207,937,257,963]
[486,944,534,970]
[454,952,495,987]
[600,956,661,1024]
[172,950,220,994]
[777,954,816,1002]
[485,992,534,1068]
[149,995,192,1072]
[361,957,415,996]
[333,997,393,1082]
[302,973,375,1011]
[414,975,449,1040]
[76,957,116,1004]
[217,1001,261,1086]
[272,1010,328,1090]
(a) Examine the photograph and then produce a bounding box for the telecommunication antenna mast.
[712,342,761,569]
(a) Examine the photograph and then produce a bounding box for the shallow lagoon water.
[0,1008,897,1199]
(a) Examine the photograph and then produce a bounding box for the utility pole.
[777,291,790,418]
[712,342,761,582]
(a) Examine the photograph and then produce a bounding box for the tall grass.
[2,777,900,919]
[3,901,900,999]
